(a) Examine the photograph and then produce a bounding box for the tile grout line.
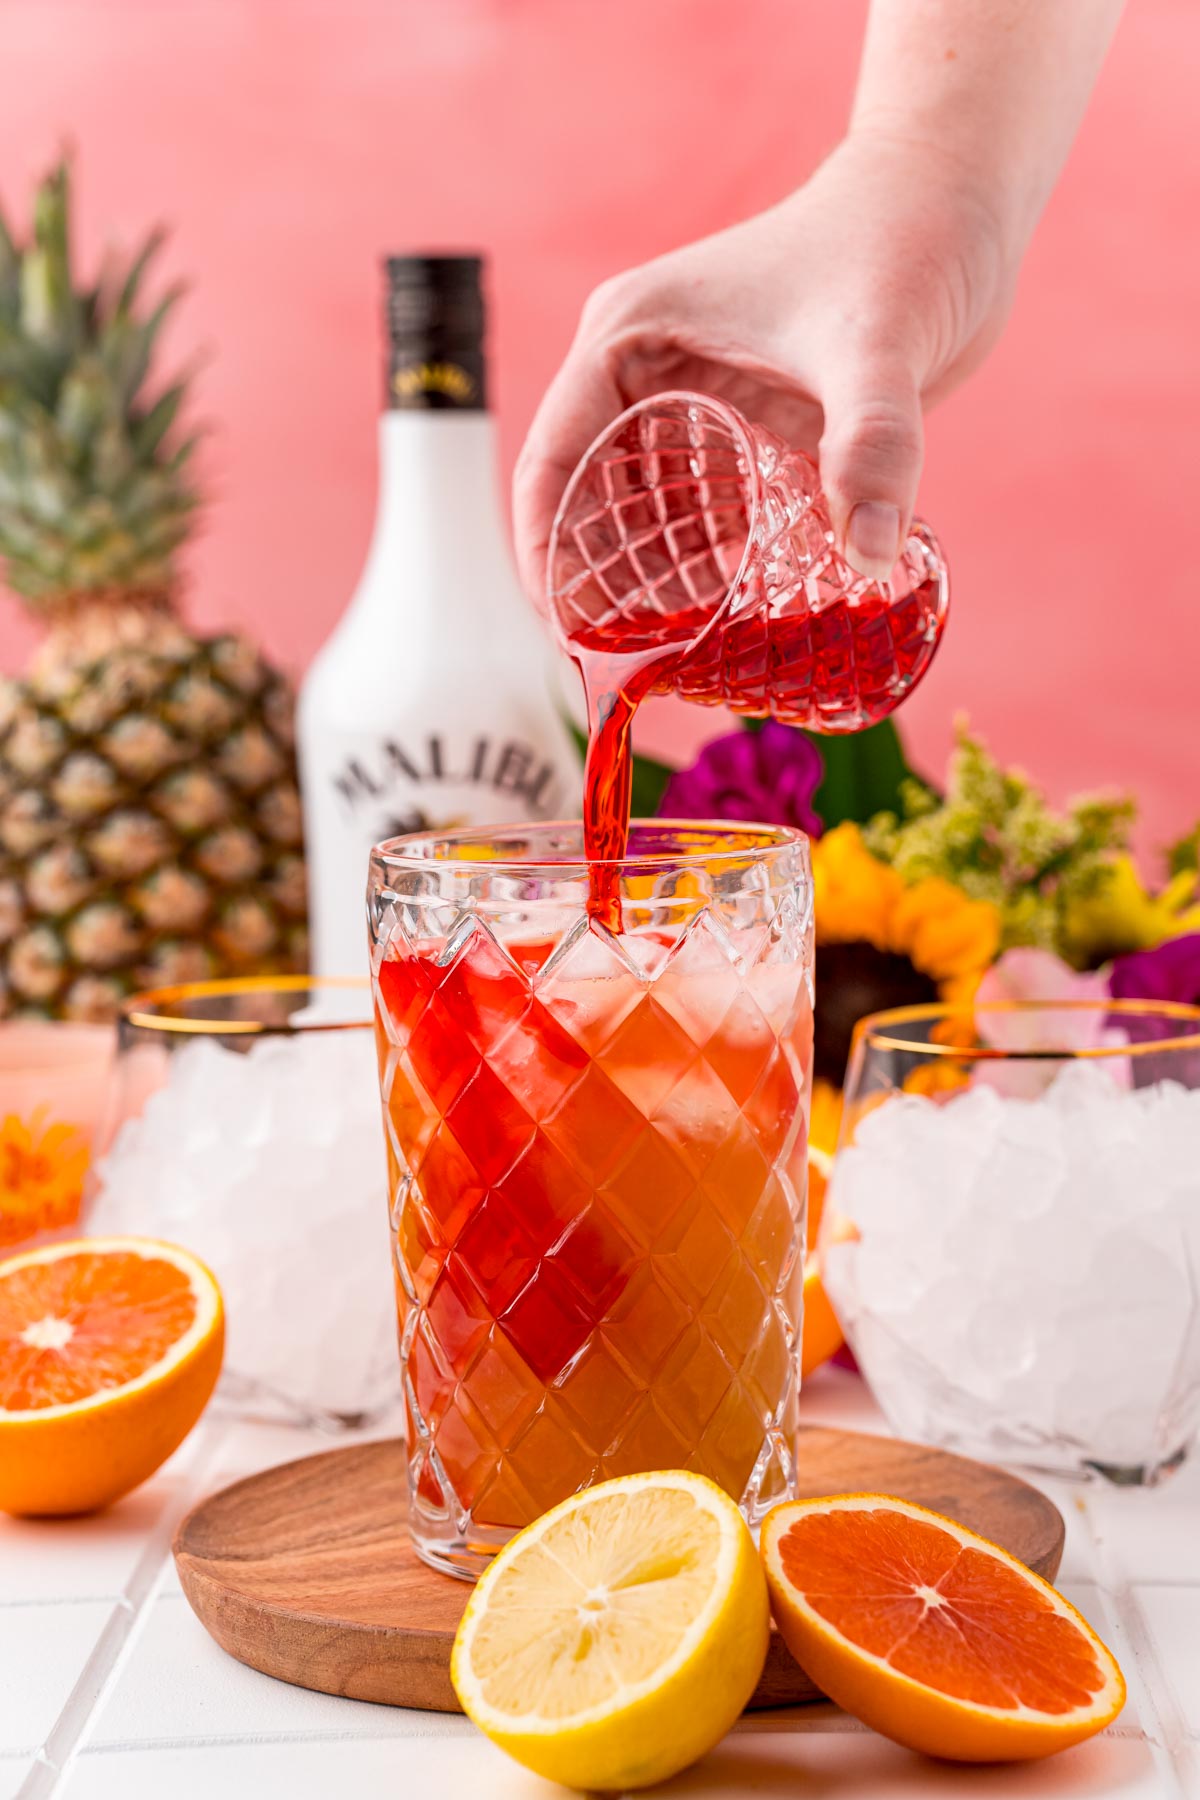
[65,1725,480,1756]
[0,1594,139,1611]
[1078,1490,1196,1799]
[14,1423,230,1800]
[10,1422,1196,1792]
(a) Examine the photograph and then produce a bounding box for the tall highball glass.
[369,820,813,1577]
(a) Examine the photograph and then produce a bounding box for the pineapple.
[0,163,307,1019]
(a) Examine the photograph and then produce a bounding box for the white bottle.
[298,255,580,977]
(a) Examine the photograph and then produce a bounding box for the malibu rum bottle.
[299,255,580,976]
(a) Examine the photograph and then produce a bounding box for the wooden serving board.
[174,1427,1063,1713]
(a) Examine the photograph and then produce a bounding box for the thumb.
[817,362,924,582]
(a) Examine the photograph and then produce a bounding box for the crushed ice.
[824,1062,1200,1474]
[90,1030,397,1422]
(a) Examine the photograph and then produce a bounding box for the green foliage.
[0,159,199,611]
[563,714,676,818]
[1167,821,1200,880]
[564,716,588,765]
[567,711,927,830]
[628,747,674,817]
[863,723,1134,959]
[801,718,929,830]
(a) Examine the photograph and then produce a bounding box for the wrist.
[835,121,1031,268]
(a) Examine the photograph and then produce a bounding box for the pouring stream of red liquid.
[573,576,943,931]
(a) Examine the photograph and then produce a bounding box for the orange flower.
[0,1109,90,1248]
[814,824,1000,992]
[810,824,1001,1095]
[809,1077,845,1158]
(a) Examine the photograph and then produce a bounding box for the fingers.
[512,338,627,612]
[817,364,924,582]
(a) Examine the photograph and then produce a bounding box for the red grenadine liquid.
[573,569,944,931]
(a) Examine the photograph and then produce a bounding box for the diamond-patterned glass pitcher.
[546,390,948,733]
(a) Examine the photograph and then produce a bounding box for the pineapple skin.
[0,164,309,1018]
[0,616,308,1020]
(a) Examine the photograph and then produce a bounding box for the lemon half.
[450,1469,769,1792]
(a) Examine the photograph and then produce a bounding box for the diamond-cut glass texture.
[369,823,813,1574]
[547,393,949,734]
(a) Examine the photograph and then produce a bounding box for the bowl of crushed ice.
[822,1000,1200,1485]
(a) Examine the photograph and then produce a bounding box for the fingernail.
[846,502,900,579]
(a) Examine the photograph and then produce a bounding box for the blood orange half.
[0,1236,224,1515]
[762,1494,1125,1761]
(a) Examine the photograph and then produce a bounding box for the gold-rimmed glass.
[823,999,1200,1485]
[88,977,397,1429]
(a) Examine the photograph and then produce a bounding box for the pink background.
[1,0,1196,861]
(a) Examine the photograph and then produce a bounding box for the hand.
[513,130,1017,603]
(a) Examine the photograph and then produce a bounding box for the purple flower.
[1108,933,1200,1048]
[660,723,824,836]
[1110,934,1200,1007]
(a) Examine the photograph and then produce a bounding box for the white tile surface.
[1089,1470,1200,1585]
[61,1737,553,1800]
[200,1415,356,1487]
[0,1483,182,1606]
[1135,1585,1200,1735]
[80,1592,475,1750]
[192,1413,406,1504]
[0,1602,115,1756]
[0,1756,33,1800]
[653,1733,1168,1798]
[683,1733,1169,1797]
[1178,1743,1200,1800]
[1038,1483,1098,1585]
[57,1729,1176,1800]
[7,1383,1199,1799]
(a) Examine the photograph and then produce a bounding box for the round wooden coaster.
[174,1426,1064,1713]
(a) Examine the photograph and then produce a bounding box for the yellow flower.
[1061,854,1200,968]
[810,824,1001,1091]
[0,1108,90,1248]
[814,823,1000,988]
[815,823,999,980]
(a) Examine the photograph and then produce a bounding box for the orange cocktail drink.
[370,821,812,1578]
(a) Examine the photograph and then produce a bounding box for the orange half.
[762,1494,1125,1762]
[0,1236,224,1515]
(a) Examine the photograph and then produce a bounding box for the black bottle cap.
[384,254,487,411]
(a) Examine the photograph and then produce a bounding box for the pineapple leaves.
[168,431,203,473]
[116,226,168,318]
[57,357,118,460]
[91,418,136,495]
[0,322,70,411]
[22,162,82,352]
[0,161,200,611]
[132,382,186,460]
[0,201,19,327]
[99,284,184,414]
